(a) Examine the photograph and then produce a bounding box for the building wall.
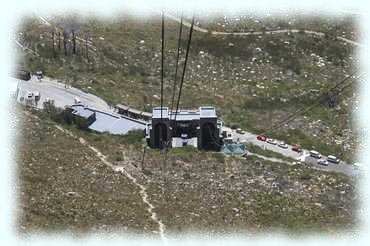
[149,118,171,149]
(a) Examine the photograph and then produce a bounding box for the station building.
[146,106,223,150]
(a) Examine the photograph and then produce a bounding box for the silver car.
[267,138,277,145]
[278,141,288,149]
[317,159,329,166]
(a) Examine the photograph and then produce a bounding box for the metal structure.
[147,106,222,150]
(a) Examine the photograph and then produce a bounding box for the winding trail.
[33,9,363,48]
[248,152,292,165]
[54,125,167,242]
[160,11,363,48]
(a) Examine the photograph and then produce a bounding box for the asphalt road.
[226,127,360,177]
[17,76,112,111]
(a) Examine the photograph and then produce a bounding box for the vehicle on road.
[35,71,43,80]
[327,155,340,164]
[292,144,302,153]
[26,91,33,99]
[278,141,288,149]
[317,159,329,166]
[74,97,81,104]
[309,150,321,159]
[257,135,267,141]
[266,138,277,145]
[34,91,40,101]
[236,128,245,134]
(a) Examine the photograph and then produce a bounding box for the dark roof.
[116,104,130,111]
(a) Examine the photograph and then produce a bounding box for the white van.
[74,97,81,104]
[327,155,340,164]
[309,150,321,159]
[34,91,40,101]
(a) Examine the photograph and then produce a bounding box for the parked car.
[26,91,33,99]
[34,91,40,101]
[309,150,321,159]
[35,70,43,79]
[257,135,267,141]
[278,141,288,149]
[74,97,81,104]
[327,155,340,164]
[236,128,245,134]
[292,144,302,153]
[317,159,329,166]
[266,138,277,145]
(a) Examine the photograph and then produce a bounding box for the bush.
[42,100,73,125]
[121,130,145,145]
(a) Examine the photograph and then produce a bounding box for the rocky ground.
[48,111,358,235]
[16,106,158,235]
[16,107,359,235]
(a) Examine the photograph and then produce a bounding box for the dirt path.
[248,152,292,165]
[161,11,363,48]
[54,125,167,242]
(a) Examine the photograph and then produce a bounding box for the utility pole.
[63,31,68,56]
[51,30,55,57]
[58,32,61,52]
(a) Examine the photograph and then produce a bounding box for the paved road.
[225,127,359,177]
[17,76,112,112]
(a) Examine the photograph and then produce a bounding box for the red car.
[257,135,267,141]
[292,144,302,153]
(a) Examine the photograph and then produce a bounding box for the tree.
[51,31,55,57]
[72,29,76,55]
[58,32,61,51]
[63,31,68,56]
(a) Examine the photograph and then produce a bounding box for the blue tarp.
[222,143,246,156]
